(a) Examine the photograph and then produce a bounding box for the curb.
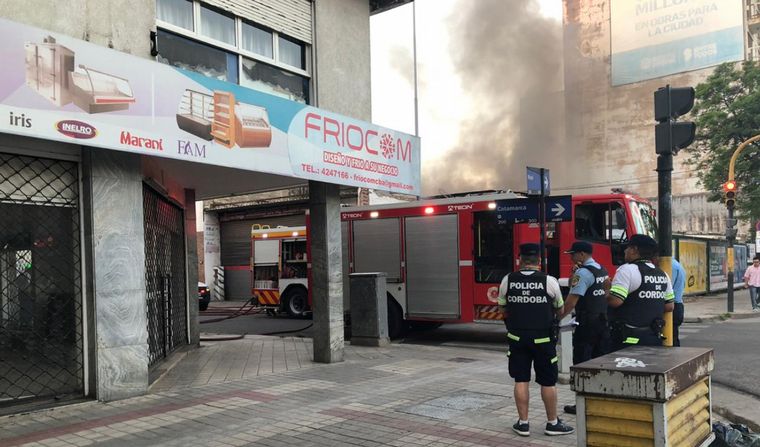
[713,404,760,433]
[684,313,760,324]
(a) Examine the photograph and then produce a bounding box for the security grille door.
[143,186,187,367]
[0,153,83,409]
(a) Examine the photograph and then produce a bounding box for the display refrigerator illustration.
[176,89,214,140]
[24,37,74,107]
[69,65,135,113]
[24,36,135,113]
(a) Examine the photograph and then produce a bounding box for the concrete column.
[308,180,344,363]
[185,189,199,346]
[349,273,389,347]
[203,211,222,301]
[83,149,149,401]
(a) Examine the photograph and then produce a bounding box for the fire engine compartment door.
[352,218,401,282]
[254,239,279,264]
[405,214,460,319]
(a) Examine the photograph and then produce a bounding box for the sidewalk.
[683,288,758,322]
[1,338,578,447]
[1,293,758,446]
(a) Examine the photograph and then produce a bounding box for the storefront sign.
[0,19,421,195]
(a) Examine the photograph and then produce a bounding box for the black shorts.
[507,332,558,387]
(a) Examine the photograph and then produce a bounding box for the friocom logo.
[56,120,97,139]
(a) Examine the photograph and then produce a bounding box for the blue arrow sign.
[545,195,571,222]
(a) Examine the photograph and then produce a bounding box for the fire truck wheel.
[284,287,308,318]
[387,296,407,339]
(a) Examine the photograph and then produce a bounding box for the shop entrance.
[143,185,187,367]
[0,153,84,410]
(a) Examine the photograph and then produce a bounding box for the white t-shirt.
[497,270,563,308]
[610,262,674,302]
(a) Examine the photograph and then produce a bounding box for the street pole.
[724,134,760,312]
[539,168,546,271]
[657,152,674,347]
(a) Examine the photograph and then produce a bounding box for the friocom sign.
[0,19,421,195]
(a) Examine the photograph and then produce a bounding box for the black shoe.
[563,404,576,414]
[512,421,530,437]
[545,418,574,436]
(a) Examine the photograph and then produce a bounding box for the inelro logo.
[56,120,97,139]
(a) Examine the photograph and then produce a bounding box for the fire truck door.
[404,214,460,319]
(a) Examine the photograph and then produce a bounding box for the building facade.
[0,0,412,413]
[561,0,755,238]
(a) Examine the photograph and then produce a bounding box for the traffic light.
[723,180,737,209]
[654,85,696,155]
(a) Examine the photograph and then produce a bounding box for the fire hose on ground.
[199,296,313,341]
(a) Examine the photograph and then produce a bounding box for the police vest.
[505,270,554,331]
[575,264,609,315]
[610,261,668,328]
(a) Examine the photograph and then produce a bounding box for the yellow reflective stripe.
[624,337,639,344]
[534,337,551,344]
[610,285,628,297]
[507,333,521,341]
[550,356,558,364]
[665,291,675,300]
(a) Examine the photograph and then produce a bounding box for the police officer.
[559,241,609,415]
[606,234,675,351]
[498,243,574,437]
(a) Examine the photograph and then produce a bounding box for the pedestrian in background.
[559,241,609,415]
[671,258,686,346]
[498,243,574,437]
[744,255,760,312]
[605,235,675,350]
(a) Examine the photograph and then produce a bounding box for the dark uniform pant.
[610,325,662,352]
[572,314,610,364]
[507,331,558,387]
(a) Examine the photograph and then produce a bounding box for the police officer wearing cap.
[558,241,609,415]
[498,243,574,437]
[606,234,675,351]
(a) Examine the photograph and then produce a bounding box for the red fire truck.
[329,191,658,338]
[250,225,309,317]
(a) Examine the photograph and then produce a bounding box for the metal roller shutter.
[201,0,312,44]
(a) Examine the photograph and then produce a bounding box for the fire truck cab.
[339,191,657,338]
[250,225,309,317]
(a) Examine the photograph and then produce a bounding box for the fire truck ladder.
[211,90,236,148]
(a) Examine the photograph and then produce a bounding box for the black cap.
[625,234,658,249]
[564,241,593,254]
[519,243,540,256]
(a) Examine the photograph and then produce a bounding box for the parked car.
[198,282,211,311]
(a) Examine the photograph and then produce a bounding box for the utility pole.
[654,85,696,347]
[723,134,760,312]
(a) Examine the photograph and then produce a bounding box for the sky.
[370,0,564,195]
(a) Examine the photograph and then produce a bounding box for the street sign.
[545,195,571,222]
[495,198,539,224]
[527,167,550,195]
[495,195,571,223]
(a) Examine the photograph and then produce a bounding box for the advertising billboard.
[677,239,707,295]
[709,241,728,291]
[611,0,744,86]
[0,19,421,195]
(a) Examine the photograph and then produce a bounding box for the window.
[199,5,236,45]
[157,30,238,83]
[473,211,513,283]
[155,1,310,103]
[278,35,305,69]
[574,202,626,243]
[242,22,273,59]
[629,201,658,240]
[241,58,308,103]
[156,0,193,30]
